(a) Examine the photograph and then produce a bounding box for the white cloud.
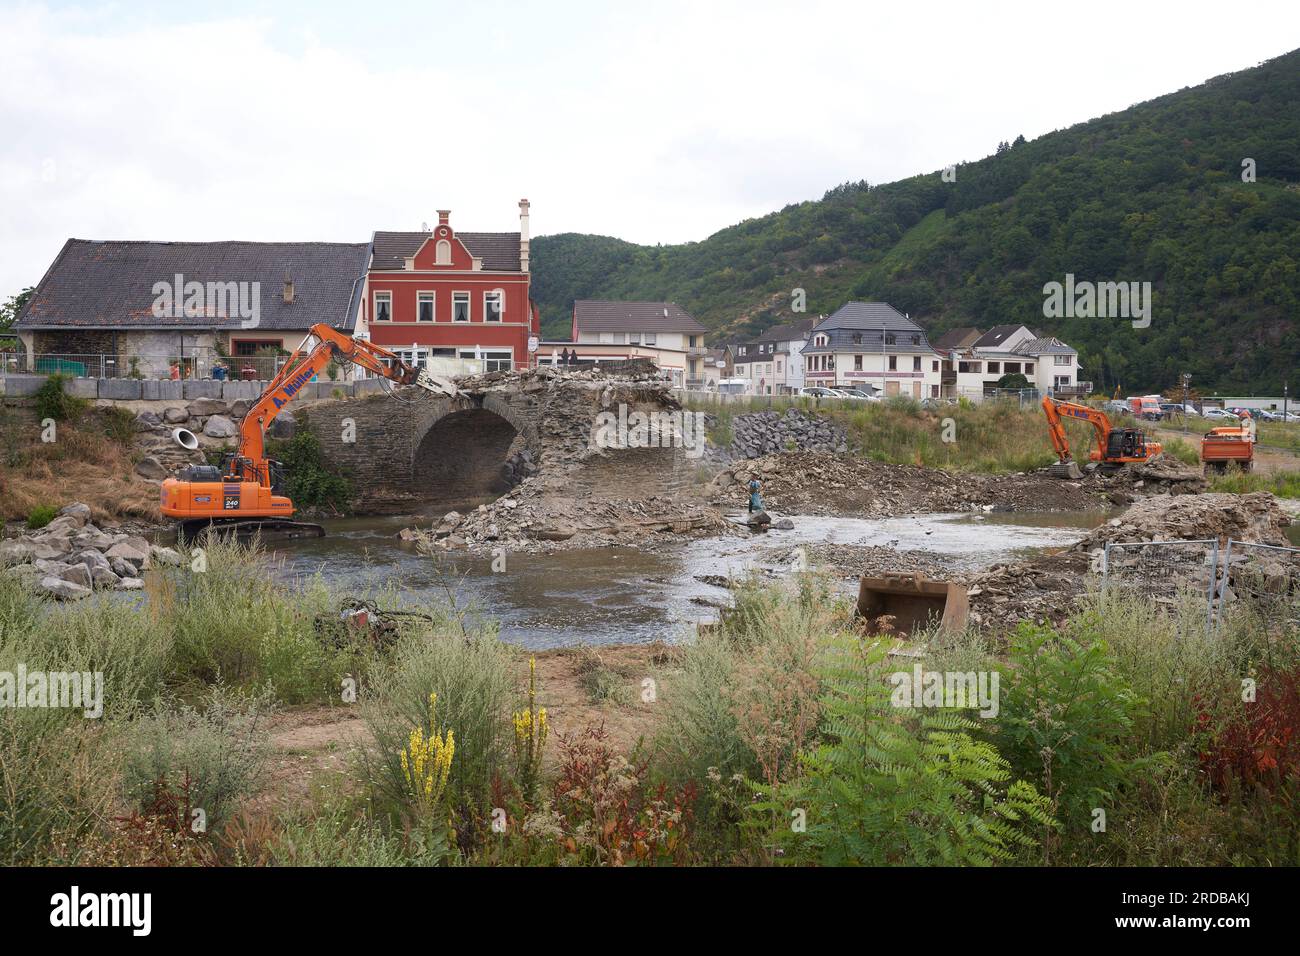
[1,0,1297,294]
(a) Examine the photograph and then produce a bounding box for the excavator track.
[178,518,327,542]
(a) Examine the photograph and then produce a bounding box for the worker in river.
[747,477,764,513]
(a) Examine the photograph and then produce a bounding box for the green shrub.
[267,427,353,514]
[33,374,87,423]
[363,617,514,837]
[271,807,420,866]
[770,634,1053,865]
[100,406,137,447]
[121,684,275,831]
[25,505,57,530]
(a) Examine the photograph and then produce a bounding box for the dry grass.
[0,410,160,524]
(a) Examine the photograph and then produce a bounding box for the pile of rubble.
[1073,453,1208,504]
[1076,491,1290,550]
[0,502,182,599]
[456,359,669,393]
[708,452,1102,517]
[964,551,1093,630]
[400,480,725,553]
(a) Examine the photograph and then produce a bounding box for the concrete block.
[182,379,222,400]
[223,380,260,401]
[66,378,98,399]
[0,374,45,397]
[98,378,142,401]
[353,379,386,396]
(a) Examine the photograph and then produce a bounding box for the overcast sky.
[2,0,1297,295]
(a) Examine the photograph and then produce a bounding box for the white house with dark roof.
[565,300,709,385]
[13,239,369,379]
[942,323,1084,398]
[803,302,945,397]
[731,317,815,394]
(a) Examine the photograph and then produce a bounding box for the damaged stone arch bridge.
[298,372,700,515]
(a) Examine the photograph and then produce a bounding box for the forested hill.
[530,49,1300,394]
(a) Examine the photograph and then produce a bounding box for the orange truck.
[1129,395,1163,421]
[1200,413,1254,473]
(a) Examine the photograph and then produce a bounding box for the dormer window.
[885,333,896,345]
[851,332,862,344]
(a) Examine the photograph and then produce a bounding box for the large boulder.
[29,538,72,560]
[135,457,168,480]
[116,577,145,591]
[150,545,184,567]
[57,563,93,590]
[105,542,150,569]
[76,550,113,576]
[109,556,139,578]
[73,527,115,551]
[58,503,92,526]
[163,406,190,424]
[134,411,162,431]
[0,539,34,566]
[267,409,296,439]
[91,566,121,590]
[38,575,92,601]
[41,515,83,535]
[230,399,251,419]
[187,398,228,417]
[203,415,237,438]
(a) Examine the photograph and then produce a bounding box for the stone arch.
[411,405,521,511]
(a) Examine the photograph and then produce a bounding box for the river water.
[263,510,1110,649]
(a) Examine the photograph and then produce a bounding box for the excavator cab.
[1105,428,1147,461]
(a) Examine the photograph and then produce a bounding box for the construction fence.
[1102,537,1300,636]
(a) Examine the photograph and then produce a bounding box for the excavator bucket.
[857,573,969,639]
[1048,460,1084,479]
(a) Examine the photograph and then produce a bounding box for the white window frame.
[373,291,392,323]
[484,290,503,322]
[452,291,470,323]
[416,290,435,323]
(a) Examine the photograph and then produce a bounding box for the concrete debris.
[1071,453,1208,504]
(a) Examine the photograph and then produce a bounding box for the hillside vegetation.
[532,49,1300,394]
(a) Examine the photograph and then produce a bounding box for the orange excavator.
[1041,396,1162,478]
[161,323,455,534]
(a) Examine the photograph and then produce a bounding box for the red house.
[365,200,539,372]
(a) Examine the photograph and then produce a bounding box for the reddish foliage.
[1196,666,1300,793]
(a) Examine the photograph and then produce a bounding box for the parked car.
[833,387,880,401]
[1102,400,1132,417]
[1253,409,1281,422]
[1202,407,1240,420]
[799,386,843,399]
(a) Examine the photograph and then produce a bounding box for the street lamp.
[1181,373,1191,435]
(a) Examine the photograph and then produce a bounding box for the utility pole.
[1284,380,1289,426]
[1181,373,1191,435]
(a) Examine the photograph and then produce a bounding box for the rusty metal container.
[856,573,970,638]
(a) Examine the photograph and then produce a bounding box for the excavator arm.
[1040,396,1112,464]
[234,323,456,479]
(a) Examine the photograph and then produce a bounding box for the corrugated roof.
[573,300,707,334]
[370,230,522,271]
[15,239,368,332]
[1014,336,1076,355]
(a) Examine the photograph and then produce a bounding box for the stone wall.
[726,408,847,459]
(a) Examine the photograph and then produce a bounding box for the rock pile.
[708,452,1102,517]
[725,409,848,459]
[400,480,725,553]
[130,400,292,481]
[0,502,182,600]
[1076,491,1290,550]
[964,551,1093,630]
[1072,453,1208,503]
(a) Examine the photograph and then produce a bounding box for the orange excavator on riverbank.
[1041,396,1162,478]
[160,323,455,534]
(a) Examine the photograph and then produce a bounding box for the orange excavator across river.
[160,324,456,535]
[1041,396,1162,479]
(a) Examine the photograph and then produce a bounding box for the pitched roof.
[972,324,1030,348]
[572,300,707,334]
[1013,336,1076,355]
[932,326,982,350]
[804,302,937,353]
[754,317,815,343]
[370,230,522,271]
[16,239,368,332]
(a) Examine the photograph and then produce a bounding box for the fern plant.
[993,623,1141,862]
[762,635,1053,866]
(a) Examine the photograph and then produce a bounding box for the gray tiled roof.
[803,302,936,353]
[573,300,707,334]
[932,326,982,350]
[370,230,523,271]
[754,317,815,343]
[15,239,369,332]
[972,324,1028,348]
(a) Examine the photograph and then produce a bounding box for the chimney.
[437,210,450,227]
[518,198,530,273]
[283,273,294,304]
